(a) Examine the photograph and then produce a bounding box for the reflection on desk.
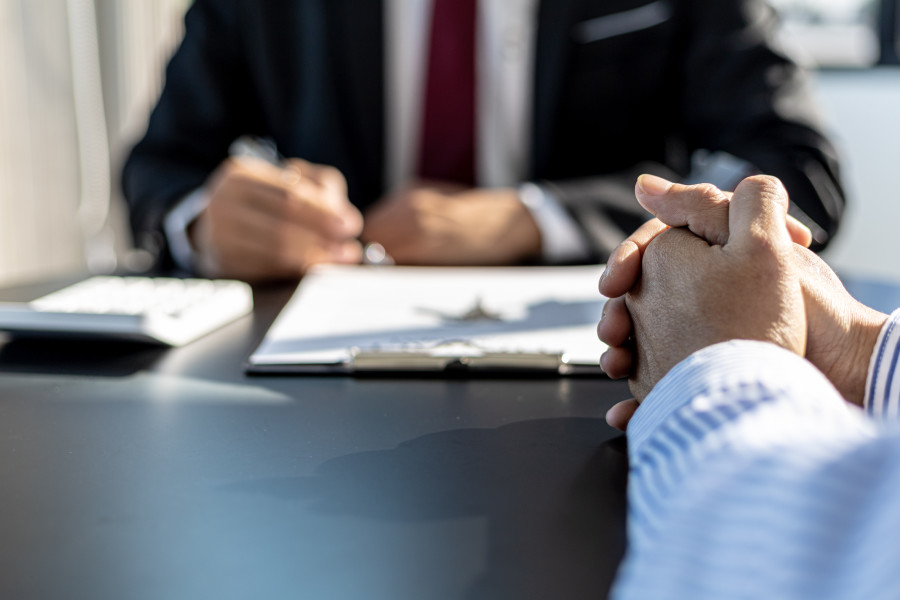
[0,278,631,600]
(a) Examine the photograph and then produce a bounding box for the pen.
[229,136,394,266]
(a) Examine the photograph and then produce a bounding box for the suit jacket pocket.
[572,0,673,44]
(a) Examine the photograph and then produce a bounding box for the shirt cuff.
[683,150,756,191]
[864,308,900,420]
[627,340,840,460]
[162,188,209,273]
[518,183,592,263]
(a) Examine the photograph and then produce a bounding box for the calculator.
[0,276,253,346]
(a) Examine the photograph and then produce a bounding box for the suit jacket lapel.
[324,0,386,202]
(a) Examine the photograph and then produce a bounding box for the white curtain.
[0,0,188,286]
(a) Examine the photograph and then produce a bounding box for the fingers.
[199,158,366,280]
[279,160,362,239]
[597,296,631,346]
[786,215,813,248]
[600,346,633,379]
[364,185,542,265]
[221,157,363,241]
[288,179,364,239]
[727,175,792,256]
[285,158,351,210]
[598,174,811,398]
[195,207,363,281]
[361,188,416,250]
[598,295,634,379]
[605,399,640,432]
[599,219,668,298]
[636,174,732,246]
[234,210,363,268]
[635,174,812,250]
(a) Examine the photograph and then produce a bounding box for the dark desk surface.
[0,280,632,600]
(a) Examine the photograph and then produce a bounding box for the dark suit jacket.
[122,0,845,268]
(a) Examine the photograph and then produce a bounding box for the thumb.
[635,174,812,248]
[635,175,731,246]
[726,175,792,256]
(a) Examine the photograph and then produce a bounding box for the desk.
[0,280,631,600]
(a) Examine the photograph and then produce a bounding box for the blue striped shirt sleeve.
[612,340,900,600]
[865,308,900,420]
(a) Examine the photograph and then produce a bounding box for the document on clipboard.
[246,264,609,375]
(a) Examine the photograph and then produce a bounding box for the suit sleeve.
[545,0,844,260]
[121,0,259,268]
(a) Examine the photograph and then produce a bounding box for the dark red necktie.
[417,0,477,186]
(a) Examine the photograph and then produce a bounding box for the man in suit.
[122,0,844,282]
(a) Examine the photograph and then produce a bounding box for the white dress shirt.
[385,0,535,190]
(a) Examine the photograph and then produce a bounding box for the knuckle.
[693,182,723,199]
[410,192,434,212]
[690,183,731,209]
[320,165,347,189]
[743,173,783,189]
[321,165,341,180]
[209,160,239,191]
[740,175,788,205]
[218,158,241,177]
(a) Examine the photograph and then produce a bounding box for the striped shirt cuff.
[864,308,900,420]
[627,340,840,460]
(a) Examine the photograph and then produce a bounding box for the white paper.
[248,264,609,369]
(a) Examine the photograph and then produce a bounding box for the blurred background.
[0,0,897,286]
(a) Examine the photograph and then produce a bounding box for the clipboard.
[246,264,609,376]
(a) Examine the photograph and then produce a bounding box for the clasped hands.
[190,156,541,282]
[597,174,888,430]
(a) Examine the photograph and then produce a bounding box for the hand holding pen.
[188,137,390,282]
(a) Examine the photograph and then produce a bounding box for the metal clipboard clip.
[348,340,566,374]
